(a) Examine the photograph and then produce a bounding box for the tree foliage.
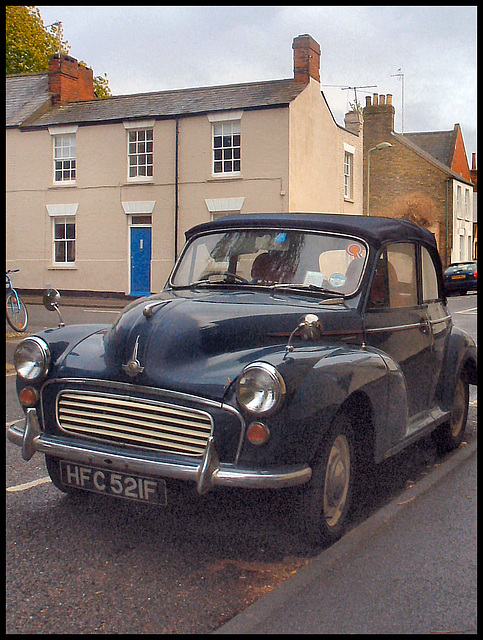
[6,6,67,74]
[6,5,111,98]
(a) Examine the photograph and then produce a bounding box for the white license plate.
[60,462,167,505]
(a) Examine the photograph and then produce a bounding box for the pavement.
[12,290,133,310]
[5,292,131,348]
[214,438,477,634]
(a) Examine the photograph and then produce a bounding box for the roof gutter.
[445,177,451,266]
[174,118,180,261]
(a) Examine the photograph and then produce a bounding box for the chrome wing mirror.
[285,313,323,354]
[43,287,65,327]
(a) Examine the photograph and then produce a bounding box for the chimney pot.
[363,90,396,141]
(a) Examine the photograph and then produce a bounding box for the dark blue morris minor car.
[9,214,477,545]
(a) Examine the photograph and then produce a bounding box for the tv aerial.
[322,84,377,110]
[340,85,377,109]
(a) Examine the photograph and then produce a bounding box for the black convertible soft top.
[186,213,437,250]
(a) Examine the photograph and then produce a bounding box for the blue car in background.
[444,261,477,295]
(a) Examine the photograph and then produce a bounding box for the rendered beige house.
[6,35,363,296]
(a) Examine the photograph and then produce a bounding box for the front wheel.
[6,292,28,331]
[432,373,469,455]
[299,412,357,546]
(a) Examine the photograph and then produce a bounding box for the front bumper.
[7,408,312,495]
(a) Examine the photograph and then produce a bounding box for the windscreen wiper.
[172,273,248,289]
[271,283,346,298]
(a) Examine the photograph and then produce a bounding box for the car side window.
[421,246,440,302]
[387,244,418,307]
[368,253,390,307]
[368,243,418,308]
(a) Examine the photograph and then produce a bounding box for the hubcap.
[324,434,351,527]
[451,379,466,438]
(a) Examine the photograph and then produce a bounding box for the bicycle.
[6,269,28,332]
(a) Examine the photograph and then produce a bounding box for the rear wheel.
[432,373,469,455]
[299,412,357,546]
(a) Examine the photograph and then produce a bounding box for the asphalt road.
[5,293,477,633]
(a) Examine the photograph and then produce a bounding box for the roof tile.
[8,77,306,129]
[6,72,51,126]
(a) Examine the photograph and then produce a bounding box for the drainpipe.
[174,118,180,261]
[445,178,451,267]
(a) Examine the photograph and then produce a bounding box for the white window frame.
[456,184,463,219]
[208,111,243,178]
[124,120,155,182]
[459,232,465,261]
[46,203,78,267]
[464,188,471,221]
[53,216,76,265]
[343,149,354,200]
[49,126,78,185]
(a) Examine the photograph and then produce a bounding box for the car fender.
[264,344,408,464]
[15,324,110,396]
[438,326,477,410]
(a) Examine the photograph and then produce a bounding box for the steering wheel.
[219,271,248,283]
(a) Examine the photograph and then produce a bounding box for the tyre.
[45,455,87,498]
[432,372,469,455]
[6,292,28,331]
[299,412,358,546]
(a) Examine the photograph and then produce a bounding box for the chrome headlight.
[14,337,51,381]
[236,362,286,415]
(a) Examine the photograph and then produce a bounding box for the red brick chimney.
[48,54,95,106]
[362,93,395,154]
[292,34,321,84]
[363,93,395,135]
[470,153,477,190]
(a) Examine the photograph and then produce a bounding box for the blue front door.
[130,226,152,296]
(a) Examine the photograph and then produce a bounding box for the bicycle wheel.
[6,292,28,331]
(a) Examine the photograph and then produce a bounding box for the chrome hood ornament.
[122,335,144,377]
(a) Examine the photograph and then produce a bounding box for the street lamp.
[366,142,392,216]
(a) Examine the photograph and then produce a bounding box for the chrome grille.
[57,391,213,457]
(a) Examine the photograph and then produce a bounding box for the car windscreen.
[445,263,476,274]
[170,228,368,295]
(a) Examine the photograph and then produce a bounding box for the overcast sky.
[36,5,477,160]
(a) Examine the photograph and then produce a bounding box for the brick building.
[363,94,474,267]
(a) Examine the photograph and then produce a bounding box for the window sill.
[126,176,154,184]
[344,196,355,203]
[50,183,77,188]
[208,174,243,181]
[48,265,77,270]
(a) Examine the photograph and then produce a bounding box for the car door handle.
[419,318,431,333]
